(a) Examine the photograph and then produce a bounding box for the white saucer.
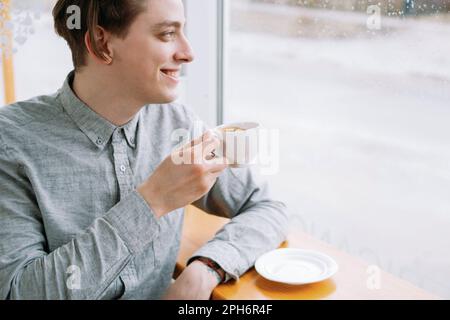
[255,248,338,285]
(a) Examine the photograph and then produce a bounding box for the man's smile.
[160,69,181,83]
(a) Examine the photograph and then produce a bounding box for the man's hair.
[53,0,147,69]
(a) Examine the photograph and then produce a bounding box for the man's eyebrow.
[152,20,184,31]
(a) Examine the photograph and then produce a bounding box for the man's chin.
[144,90,178,105]
[155,92,179,104]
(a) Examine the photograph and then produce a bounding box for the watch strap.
[191,256,226,284]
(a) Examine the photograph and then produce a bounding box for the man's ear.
[84,26,114,65]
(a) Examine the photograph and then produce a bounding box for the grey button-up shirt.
[0,72,289,300]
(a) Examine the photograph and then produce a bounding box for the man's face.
[110,0,194,104]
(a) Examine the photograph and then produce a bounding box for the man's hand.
[137,131,228,218]
[162,260,221,300]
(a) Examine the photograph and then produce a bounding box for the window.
[224,0,450,297]
[0,0,72,103]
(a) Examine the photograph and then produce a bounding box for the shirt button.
[120,165,126,172]
[96,137,103,145]
[130,137,135,144]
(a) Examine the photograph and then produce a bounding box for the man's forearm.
[2,191,159,300]
[191,199,289,281]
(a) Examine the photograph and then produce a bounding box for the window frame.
[182,0,227,127]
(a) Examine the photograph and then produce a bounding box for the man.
[0,0,288,299]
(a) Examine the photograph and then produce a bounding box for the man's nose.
[175,35,195,63]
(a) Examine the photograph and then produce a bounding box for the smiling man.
[0,0,289,300]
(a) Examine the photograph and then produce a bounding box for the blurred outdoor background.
[1,0,450,298]
[225,0,450,298]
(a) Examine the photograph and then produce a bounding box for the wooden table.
[175,205,439,300]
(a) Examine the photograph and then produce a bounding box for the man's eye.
[162,31,176,39]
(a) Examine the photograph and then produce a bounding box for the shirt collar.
[58,71,139,150]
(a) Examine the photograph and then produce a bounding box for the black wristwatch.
[190,257,226,284]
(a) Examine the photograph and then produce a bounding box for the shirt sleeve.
[189,167,290,282]
[0,140,160,300]
[182,106,290,282]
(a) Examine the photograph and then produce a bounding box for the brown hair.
[53,0,147,69]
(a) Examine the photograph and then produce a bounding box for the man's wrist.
[187,260,221,292]
[137,182,165,218]
[189,257,226,285]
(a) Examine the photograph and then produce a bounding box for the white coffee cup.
[211,122,260,168]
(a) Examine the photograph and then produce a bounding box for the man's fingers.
[207,169,225,184]
[173,130,227,168]
[205,156,229,173]
[208,165,228,176]
[187,130,214,148]
[191,134,220,160]
[175,131,214,162]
